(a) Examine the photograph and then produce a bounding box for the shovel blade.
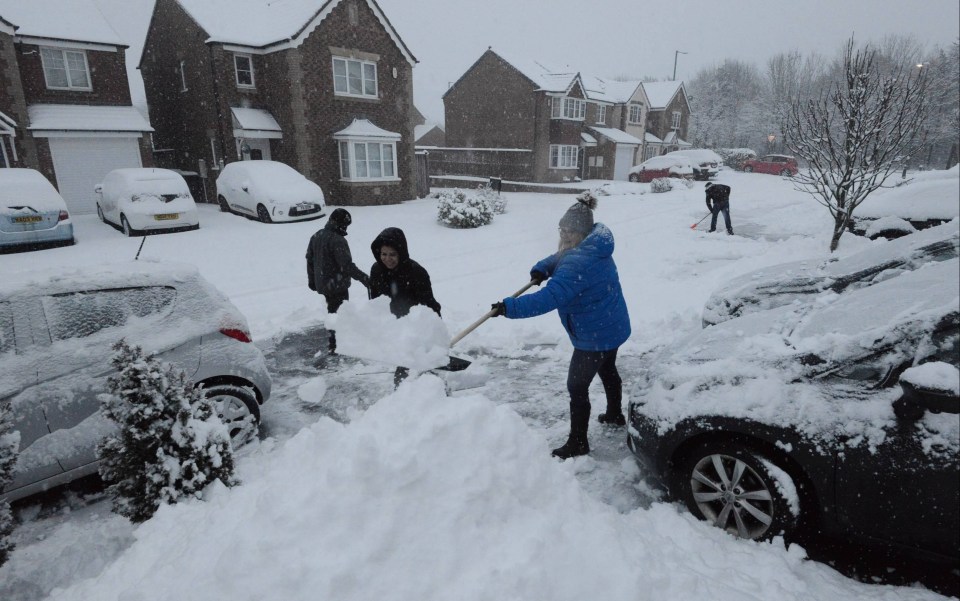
[436,356,472,372]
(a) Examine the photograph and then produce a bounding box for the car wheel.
[675,441,799,541]
[629,173,640,183]
[121,215,137,237]
[744,166,754,173]
[779,169,791,177]
[218,195,230,213]
[257,204,272,223]
[201,383,261,447]
[96,204,106,223]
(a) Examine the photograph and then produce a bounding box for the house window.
[234,54,255,88]
[628,103,643,124]
[338,140,397,181]
[549,144,579,169]
[551,97,585,120]
[333,57,377,98]
[179,60,188,92]
[40,47,91,90]
[671,111,681,129]
[596,105,607,124]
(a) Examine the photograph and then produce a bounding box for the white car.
[664,149,723,180]
[216,160,326,223]
[95,168,199,236]
[0,168,74,251]
[628,155,695,183]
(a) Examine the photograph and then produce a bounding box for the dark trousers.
[323,293,347,352]
[567,348,622,416]
[710,206,732,233]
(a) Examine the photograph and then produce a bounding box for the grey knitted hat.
[558,191,598,235]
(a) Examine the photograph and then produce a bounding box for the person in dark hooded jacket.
[369,227,441,386]
[306,208,370,353]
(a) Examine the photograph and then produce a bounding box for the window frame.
[551,97,586,121]
[332,56,378,99]
[671,110,682,129]
[628,102,644,125]
[595,104,607,125]
[337,139,398,182]
[549,144,579,169]
[180,59,188,92]
[234,53,255,89]
[39,47,92,91]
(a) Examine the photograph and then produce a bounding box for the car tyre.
[218,195,230,213]
[779,169,791,177]
[629,173,640,183]
[675,441,799,541]
[744,166,754,173]
[201,383,261,447]
[257,204,272,223]
[121,214,138,237]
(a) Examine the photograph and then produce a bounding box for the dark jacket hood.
[325,208,352,236]
[370,227,410,263]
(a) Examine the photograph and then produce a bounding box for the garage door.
[613,145,637,181]
[48,137,142,215]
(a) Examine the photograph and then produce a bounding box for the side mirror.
[893,363,960,420]
[94,184,103,194]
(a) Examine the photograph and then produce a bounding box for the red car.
[742,154,798,176]
[628,155,694,183]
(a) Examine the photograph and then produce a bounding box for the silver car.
[0,168,74,252]
[0,261,272,503]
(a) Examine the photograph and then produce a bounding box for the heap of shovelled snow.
[327,296,451,371]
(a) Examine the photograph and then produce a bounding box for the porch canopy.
[231,107,283,139]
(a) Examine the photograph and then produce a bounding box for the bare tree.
[782,38,928,252]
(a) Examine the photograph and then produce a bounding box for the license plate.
[297,203,314,210]
[154,213,179,221]
[12,215,42,224]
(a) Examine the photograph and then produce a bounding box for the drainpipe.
[207,44,229,169]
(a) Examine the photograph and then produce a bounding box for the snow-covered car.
[742,154,798,176]
[628,155,694,183]
[628,259,959,567]
[216,160,326,223]
[0,168,74,252]
[0,261,272,503]
[663,149,723,180]
[702,219,959,326]
[95,168,200,236]
[852,167,960,239]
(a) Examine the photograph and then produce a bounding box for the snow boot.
[597,411,626,426]
[552,403,590,459]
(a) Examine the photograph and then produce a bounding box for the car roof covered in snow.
[0,260,206,301]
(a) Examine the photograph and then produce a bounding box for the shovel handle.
[450,281,536,347]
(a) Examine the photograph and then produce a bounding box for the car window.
[0,302,13,355]
[40,286,177,341]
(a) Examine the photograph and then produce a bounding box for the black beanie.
[558,191,598,235]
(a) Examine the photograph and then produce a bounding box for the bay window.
[338,140,397,181]
[549,145,579,169]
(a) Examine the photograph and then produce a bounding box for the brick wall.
[0,30,38,169]
[17,44,132,106]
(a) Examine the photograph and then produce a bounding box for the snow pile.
[902,362,960,395]
[44,376,947,601]
[865,215,916,238]
[327,296,451,370]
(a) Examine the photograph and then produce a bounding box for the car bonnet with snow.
[702,219,960,326]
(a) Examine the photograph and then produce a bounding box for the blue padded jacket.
[503,223,631,351]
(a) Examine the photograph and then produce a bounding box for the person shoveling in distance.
[490,191,631,460]
[369,227,442,387]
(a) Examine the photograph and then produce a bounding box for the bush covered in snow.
[716,148,757,170]
[650,178,673,193]
[436,188,494,228]
[98,340,238,523]
[476,184,507,215]
[0,404,18,567]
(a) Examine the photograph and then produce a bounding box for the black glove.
[530,270,547,286]
[490,302,506,317]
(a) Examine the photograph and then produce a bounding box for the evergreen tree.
[98,340,238,523]
[0,403,18,567]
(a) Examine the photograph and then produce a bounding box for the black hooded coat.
[306,208,369,301]
[369,227,441,318]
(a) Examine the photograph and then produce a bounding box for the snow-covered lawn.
[0,170,957,600]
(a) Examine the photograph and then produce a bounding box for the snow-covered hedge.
[0,404,18,567]
[476,184,507,215]
[650,178,673,193]
[716,148,757,171]
[436,188,494,228]
[98,340,238,523]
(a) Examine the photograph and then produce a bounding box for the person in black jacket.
[705,182,733,235]
[306,208,370,353]
[369,227,441,386]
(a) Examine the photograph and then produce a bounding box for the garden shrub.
[437,188,494,228]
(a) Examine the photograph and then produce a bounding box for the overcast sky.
[96,0,959,126]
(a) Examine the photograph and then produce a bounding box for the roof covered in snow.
[27,104,153,133]
[333,118,400,140]
[642,80,685,109]
[0,0,125,46]
[173,0,415,64]
[589,127,643,145]
[582,77,643,104]
[231,107,283,139]
[488,49,579,94]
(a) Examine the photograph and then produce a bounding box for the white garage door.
[613,144,637,181]
[48,137,142,215]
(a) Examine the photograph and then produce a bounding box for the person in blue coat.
[491,192,631,459]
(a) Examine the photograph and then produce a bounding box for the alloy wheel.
[689,452,776,539]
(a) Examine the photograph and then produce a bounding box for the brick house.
[0,1,154,215]
[139,0,418,206]
[640,81,692,160]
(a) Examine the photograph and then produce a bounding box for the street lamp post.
[673,50,687,81]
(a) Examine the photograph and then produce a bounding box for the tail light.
[58,210,69,222]
[220,327,252,343]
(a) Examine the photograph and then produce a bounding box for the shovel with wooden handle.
[440,280,537,371]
